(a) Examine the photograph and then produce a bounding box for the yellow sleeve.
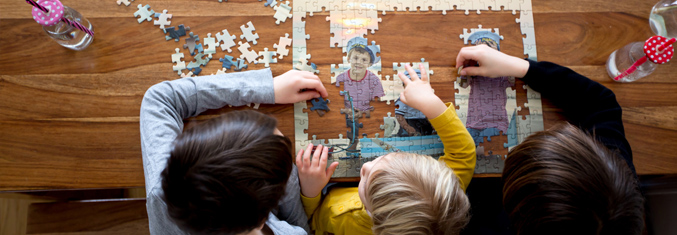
[300,193,322,219]
[428,103,477,191]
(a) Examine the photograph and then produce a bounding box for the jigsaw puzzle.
[183,32,203,56]
[164,24,190,41]
[153,9,172,29]
[240,21,259,45]
[117,0,133,7]
[292,0,541,178]
[215,29,237,53]
[257,48,278,67]
[133,4,154,23]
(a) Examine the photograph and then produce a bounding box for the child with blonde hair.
[297,64,476,235]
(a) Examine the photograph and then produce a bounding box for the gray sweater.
[140,69,309,235]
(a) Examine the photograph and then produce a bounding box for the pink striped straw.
[26,0,94,36]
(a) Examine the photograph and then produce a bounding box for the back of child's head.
[161,110,293,235]
[503,123,644,235]
[367,152,470,235]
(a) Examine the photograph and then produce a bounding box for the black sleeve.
[521,60,636,175]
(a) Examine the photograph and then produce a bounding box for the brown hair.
[368,152,470,235]
[161,110,293,235]
[502,123,644,235]
[348,46,374,64]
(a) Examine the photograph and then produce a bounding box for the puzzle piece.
[117,0,134,6]
[164,24,190,41]
[295,53,319,74]
[186,53,212,70]
[215,29,237,53]
[171,48,186,75]
[183,32,203,56]
[309,97,330,116]
[257,48,278,67]
[235,58,249,71]
[379,112,399,138]
[219,55,237,70]
[264,0,278,7]
[153,9,172,29]
[180,71,194,78]
[240,21,259,45]
[237,41,259,64]
[212,67,227,75]
[203,33,218,56]
[273,33,292,59]
[133,4,155,23]
[273,1,293,24]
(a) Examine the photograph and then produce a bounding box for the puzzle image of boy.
[336,37,384,119]
[460,31,514,144]
[395,70,435,136]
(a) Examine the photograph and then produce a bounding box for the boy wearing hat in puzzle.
[336,37,385,118]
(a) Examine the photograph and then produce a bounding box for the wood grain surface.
[1,0,676,191]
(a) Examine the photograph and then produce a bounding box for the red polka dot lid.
[31,0,64,27]
[644,35,674,64]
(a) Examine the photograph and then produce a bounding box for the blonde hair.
[367,152,470,235]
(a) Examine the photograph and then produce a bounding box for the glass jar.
[42,6,93,50]
[606,42,658,82]
[650,0,677,38]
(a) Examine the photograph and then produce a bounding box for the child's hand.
[398,64,447,119]
[274,70,329,104]
[296,143,339,198]
[455,44,530,78]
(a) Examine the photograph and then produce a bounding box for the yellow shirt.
[301,104,476,235]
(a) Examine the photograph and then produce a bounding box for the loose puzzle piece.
[294,53,319,74]
[273,1,293,24]
[133,4,155,23]
[180,71,194,78]
[237,41,259,64]
[309,97,330,116]
[264,0,278,7]
[164,24,190,41]
[203,33,218,56]
[215,29,237,53]
[219,55,237,70]
[186,53,212,70]
[273,33,292,59]
[183,32,203,56]
[117,0,133,7]
[235,58,249,71]
[257,48,278,67]
[212,68,227,75]
[171,48,186,75]
[240,21,260,45]
[153,9,172,29]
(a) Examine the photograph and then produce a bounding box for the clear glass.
[650,0,677,38]
[42,6,93,50]
[606,42,658,82]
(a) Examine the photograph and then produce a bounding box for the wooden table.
[1,0,676,192]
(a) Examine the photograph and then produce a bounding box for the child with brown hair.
[456,45,644,234]
[140,69,327,235]
[297,64,476,235]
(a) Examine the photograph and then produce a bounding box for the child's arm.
[296,143,339,218]
[456,45,634,174]
[397,64,477,191]
[140,69,327,234]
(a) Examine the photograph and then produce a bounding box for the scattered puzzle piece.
[186,53,212,70]
[273,33,292,59]
[164,24,190,41]
[309,97,330,116]
[183,32,203,56]
[171,48,186,75]
[215,29,237,53]
[273,1,293,24]
[235,58,249,71]
[237,41,259,64]
[257,48,278,67]
[117,0,134,7]
[295,53,319,74]
[219,55,237,70]
[133,4,155,23]
[240,21,259,45]
[153,9,172,29]
[203,33,218,56]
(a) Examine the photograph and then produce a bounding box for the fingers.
[319,146,328,169]
[295,148,304,169]
[311,144,323,167]
[398,72,410,86]
[399,90,407,104]
[326,162,339,178]
[460,66,483,76]
[303,143,313,167]
[418,63,429,82]
[455,46,481,69]
[404,64,420,82]
[298,79,329,98]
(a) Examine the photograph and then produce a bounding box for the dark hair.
[502,123,644,235]
[161,110,293,235]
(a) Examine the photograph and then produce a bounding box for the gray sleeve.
[147,189,187,235]
[274,165,311,233]
[139,69,275,234]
